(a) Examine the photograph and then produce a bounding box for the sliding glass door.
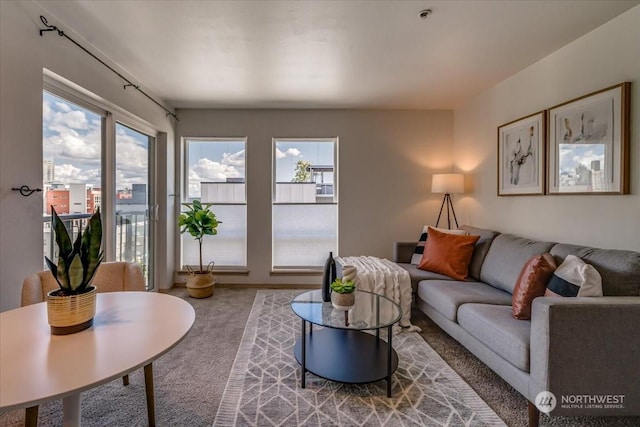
[43,89,156,290]
[115,123,155,289]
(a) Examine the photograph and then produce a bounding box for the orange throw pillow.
[417,227,480,280]
[512,253,557,320]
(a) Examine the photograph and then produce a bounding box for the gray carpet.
[1,287,637,426]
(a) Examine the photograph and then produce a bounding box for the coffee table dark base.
[294,326,398,397]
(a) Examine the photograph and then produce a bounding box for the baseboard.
[172,283,320,290]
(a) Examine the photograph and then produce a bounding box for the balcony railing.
[43,211,149,271]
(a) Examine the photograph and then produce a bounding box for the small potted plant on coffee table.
[330,278,356,310]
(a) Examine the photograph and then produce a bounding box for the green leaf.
[67,254,84,292]
[330,278,355,293]
[51,207,72,259]
[84,207,103,282]
[84,251,104,286]
[56,255,70,291]
[45,257,64,290]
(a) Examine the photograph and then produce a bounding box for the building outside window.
[183,138,247,268]
[272,138,338,269]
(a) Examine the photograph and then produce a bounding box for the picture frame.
[547,82,630,195]
[497,111,546,196]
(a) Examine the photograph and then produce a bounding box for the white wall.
[177,109,453,285]
[453,5,640,251]
[0,1,176,311]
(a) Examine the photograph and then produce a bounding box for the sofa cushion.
[458,304,531,372]
[418,227,480,280]
[410,226,469,265]
[550,244,640,296]
[480,233,555,294]
[545,254,602,297]
[397,263,455,293]
[417,280,512,322]
[459,225,500,281]
[512,253,557,320]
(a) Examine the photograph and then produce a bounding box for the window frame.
[271,137,339,271]
[181,137,248,269]
[43,71,159,289]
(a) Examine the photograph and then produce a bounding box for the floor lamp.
[432,173,464,229]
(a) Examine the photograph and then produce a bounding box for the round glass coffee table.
[290,289,402,397]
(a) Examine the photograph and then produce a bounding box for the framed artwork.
[547,82,630,194]
[497,111,546,196]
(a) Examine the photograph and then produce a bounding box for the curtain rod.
[39,15,179,122]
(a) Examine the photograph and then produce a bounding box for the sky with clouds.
[43,92,149,191]
[185,139,334,199]
[274,140,334,183]
[44,92,335,202]
[558,144,605,176]
[186,140,246,199]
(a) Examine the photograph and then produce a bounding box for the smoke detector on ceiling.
[418,9,432,19]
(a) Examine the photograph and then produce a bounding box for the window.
[43,84,157,290]
[183,138,247,267]
[115,123,154,284]
[43,91,103,263]
[272,138,338,269]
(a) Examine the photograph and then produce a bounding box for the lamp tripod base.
[435,193,459,229]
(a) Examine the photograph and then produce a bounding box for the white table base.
[62,394,81,427]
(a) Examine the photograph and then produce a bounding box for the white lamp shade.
[432,173,464,194]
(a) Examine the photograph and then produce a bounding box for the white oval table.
[0,291,195,426]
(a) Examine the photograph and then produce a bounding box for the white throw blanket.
[335,256,421,333]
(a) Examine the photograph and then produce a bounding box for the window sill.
[270,269,323,276]
[176,268,249,276]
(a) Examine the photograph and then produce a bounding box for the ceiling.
[36,0,638,110]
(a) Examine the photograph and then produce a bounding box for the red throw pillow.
[512,253,557,320]
[417,227,480,280]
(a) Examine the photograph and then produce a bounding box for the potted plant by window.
[178,200,222,298]
[330,278,356,310]
[45,207,103,335]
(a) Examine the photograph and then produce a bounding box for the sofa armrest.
[530,296,640,415]
[393,242,416,263]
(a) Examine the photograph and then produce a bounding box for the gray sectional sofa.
[394,225,640,426]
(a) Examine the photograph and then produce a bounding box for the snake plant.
[45,206,104,295]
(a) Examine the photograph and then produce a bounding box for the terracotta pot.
[46,286,97,335]
[186,271,215,298]
[331,291,355,310]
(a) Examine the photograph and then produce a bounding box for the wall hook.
[12,185,42,197]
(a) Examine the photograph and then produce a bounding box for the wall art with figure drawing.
[498,111,546,196]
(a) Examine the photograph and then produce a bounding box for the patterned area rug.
[214,291,505,426]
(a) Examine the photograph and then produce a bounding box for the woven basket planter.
[46,286,97,335]
[186,271,215,299]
